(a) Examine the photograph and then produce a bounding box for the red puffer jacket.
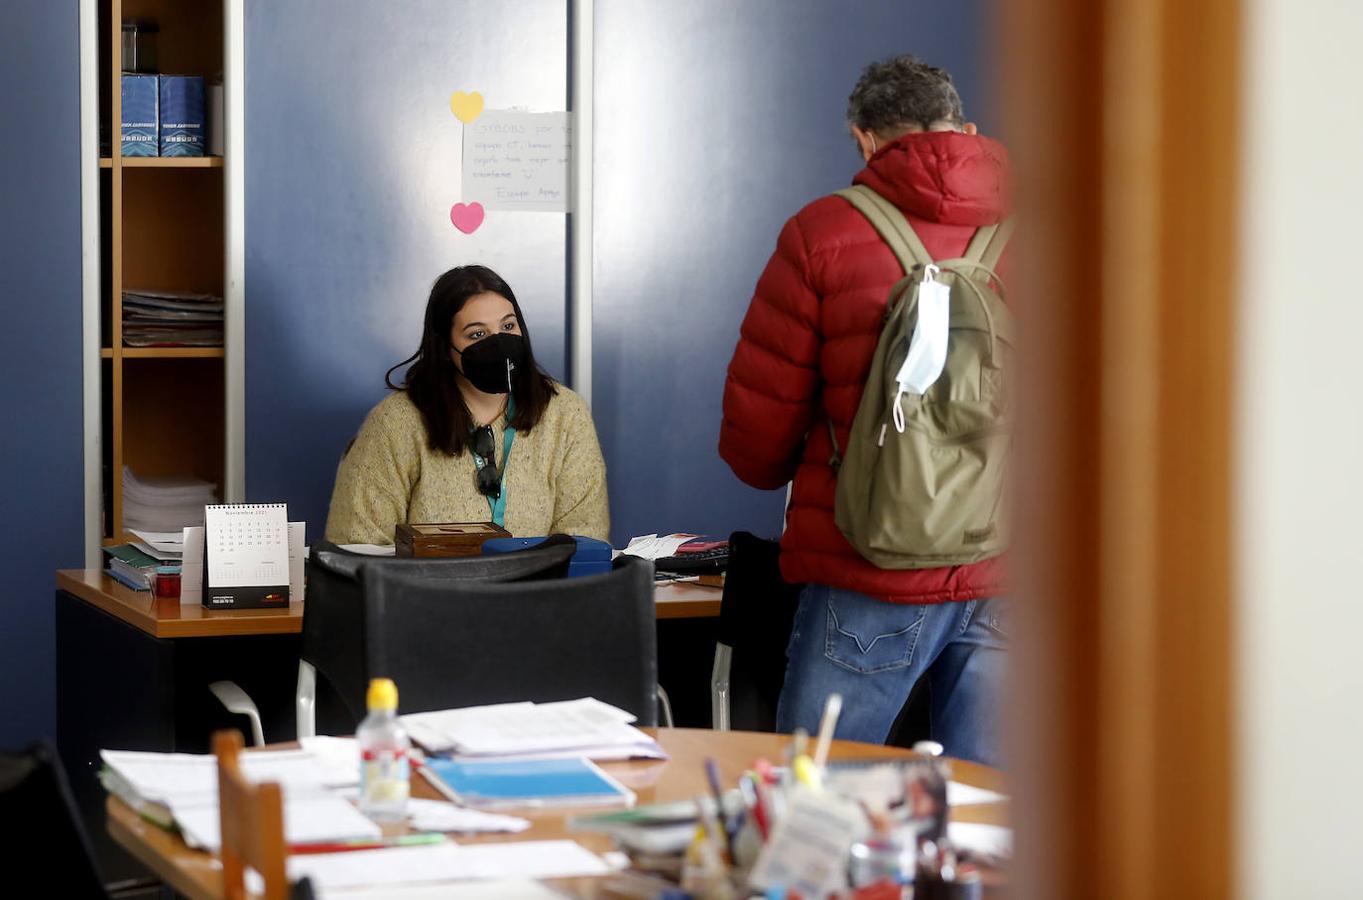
[720,130,1014,603]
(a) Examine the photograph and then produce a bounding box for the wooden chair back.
[214,729,289,900]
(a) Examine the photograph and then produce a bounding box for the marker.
[792,754,822,790]
[741,773,770,840]
[289,832,446,855]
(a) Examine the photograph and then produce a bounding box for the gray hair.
[847,55,965,134]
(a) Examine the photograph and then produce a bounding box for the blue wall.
[245,0,985,546]
[245,0,569,535]
[0,1,85,746]
[593,0,987,543]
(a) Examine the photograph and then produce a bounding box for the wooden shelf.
[121,156,224,168]
[102,348,224,359]
[101,156,222,169]
[121,347,224,359]
[97,0,230,543]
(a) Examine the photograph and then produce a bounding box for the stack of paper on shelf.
[402,698,666,763]
[129,528,185,563]
[122,466,217,532]
[122,288,224,347]
[99,747,377,852]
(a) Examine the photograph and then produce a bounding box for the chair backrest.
[359,554,659,724]
[303,537,578,729]
[311,534,576,581]
[0,740,108,898]
[215,729,288,900]
[717,531,804,731]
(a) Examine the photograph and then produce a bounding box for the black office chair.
[211,536,578,742]
[0,740,160,898]
[359,554,659,724]
[710,532,805,731]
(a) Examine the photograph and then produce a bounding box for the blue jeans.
[775,584,1008,767]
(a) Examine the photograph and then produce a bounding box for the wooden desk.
[57,569,722,635]
[57,570,305,638]
[56,569,722,881]
[107,728,1008,900]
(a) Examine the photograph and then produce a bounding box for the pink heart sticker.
[449,202,485,234]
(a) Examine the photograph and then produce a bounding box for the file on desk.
[422,757,635,809]
[102,543,159,590]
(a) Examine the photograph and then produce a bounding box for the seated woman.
[325,265,609,544]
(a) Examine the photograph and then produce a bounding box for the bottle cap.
[367,678,398,711]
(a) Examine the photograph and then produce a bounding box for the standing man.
[719,56,1013,766]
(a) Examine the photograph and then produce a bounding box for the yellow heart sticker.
[449,91,484,124]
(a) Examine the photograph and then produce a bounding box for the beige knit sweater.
[324,385,609,545]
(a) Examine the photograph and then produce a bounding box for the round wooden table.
[107,728,1008,899]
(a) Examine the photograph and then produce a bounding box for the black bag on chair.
[713,532,804,732]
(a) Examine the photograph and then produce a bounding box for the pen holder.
[912,869,982,900]
[152,566,181,599]
[848,836,912,889]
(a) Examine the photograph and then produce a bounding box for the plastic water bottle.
[357,677,410,822]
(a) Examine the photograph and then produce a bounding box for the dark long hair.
[385,265,557,456]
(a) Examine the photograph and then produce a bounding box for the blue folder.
[421,757,634,809]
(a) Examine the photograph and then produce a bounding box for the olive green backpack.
[828,184,1015,569]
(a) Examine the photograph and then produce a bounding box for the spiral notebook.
[202,503,290,609]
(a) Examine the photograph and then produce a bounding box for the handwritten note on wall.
[462,110,571,212]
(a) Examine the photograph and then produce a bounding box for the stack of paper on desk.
[402,698,665,762]
[247,841,612,896]
[100,748,377,851]
[619,533,699,561]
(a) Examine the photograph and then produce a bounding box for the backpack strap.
[964,223,999,263]
[835,185,933,274]
[974,216,1016,271]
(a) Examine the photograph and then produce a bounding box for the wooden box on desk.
[394,522,511,557]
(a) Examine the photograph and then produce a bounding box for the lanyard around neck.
[471,398,516,527]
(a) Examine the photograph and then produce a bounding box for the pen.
[694,794,729,863]
[812,693,843,770]
[703,758,736,860]
[289,832,447,855]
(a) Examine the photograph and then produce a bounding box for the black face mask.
[455,332,527,394]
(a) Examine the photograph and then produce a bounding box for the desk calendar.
[202,503,290,609]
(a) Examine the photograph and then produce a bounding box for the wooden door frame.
[998,1,1238,896]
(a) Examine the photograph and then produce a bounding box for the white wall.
[1237,2,1363,896]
